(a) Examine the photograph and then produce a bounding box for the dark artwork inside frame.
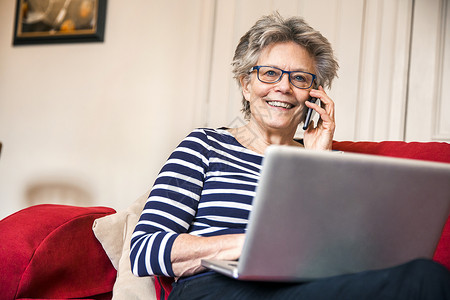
[13,0,107,45]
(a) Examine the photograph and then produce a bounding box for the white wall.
[0,0,213,219]
[1,0,448,219]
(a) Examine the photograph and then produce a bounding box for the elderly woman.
[130,13,450,299]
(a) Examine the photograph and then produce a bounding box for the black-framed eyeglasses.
[250,65,316,89]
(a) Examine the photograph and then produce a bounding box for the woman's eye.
[293,74,307,82]
[265,70,277,77]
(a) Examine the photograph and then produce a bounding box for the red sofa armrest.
[0,204,117,299]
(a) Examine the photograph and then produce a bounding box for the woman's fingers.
[305,87,335,131]
[309,86,335,121]
[303,86,336,150]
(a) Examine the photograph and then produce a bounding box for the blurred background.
[1,0,449,219]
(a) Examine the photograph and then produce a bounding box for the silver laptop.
[201,145,450,282]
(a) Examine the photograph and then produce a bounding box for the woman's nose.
[275,73,293,93]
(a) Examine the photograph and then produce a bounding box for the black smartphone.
[302,97,318,130]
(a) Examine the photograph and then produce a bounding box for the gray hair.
[232,13,339,119]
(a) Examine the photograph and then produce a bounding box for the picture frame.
[13,0,107,45]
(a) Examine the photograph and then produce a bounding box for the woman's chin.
[262,121,299,132]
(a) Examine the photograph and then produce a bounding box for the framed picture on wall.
[13,0,107,45]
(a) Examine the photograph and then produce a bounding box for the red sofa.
[0,141,449,300]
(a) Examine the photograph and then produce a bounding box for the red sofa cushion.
[0,204,117,299]
[332,141,450,270]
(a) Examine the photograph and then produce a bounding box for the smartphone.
[302,97,318,130]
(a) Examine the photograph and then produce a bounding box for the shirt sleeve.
[130,129,210,277]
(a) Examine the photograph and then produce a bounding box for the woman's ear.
[240,76,251,101]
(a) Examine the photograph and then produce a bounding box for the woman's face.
[242,42,315,134]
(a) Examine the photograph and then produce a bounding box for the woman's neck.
[228,123,302,154]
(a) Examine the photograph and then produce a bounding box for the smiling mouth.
[266,101,294,109]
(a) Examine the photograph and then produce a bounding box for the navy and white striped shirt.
[130,128,264,277]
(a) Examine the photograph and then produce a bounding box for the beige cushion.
[93,190,156,300]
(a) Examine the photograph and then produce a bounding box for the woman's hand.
[303,86,335,150]
[171,233,245,277]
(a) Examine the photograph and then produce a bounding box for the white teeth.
[267,101,293,109]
